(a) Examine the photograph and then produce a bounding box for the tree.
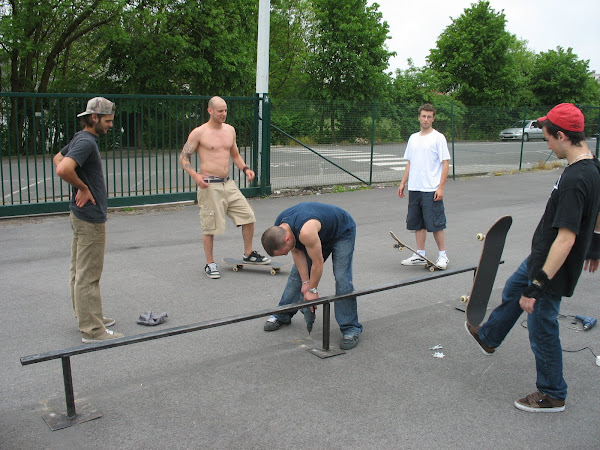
[94,0,257,97]
[269,0,311,98]
[529,47,600,106]
[304,0,394,141]
[0,0,127,94]
[427,1,525,107]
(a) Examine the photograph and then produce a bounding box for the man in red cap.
[465,103,600,412]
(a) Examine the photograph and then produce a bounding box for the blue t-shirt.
[274,202,355,254]
[60,131,107,223]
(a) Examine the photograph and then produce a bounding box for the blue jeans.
[478,257,567,400]
[273,231,362,337]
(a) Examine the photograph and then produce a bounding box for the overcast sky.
[369,0,600,75]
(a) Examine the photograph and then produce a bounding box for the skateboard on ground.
[462,215,512,326]
[389,231,443,272]
[222,258,290,275]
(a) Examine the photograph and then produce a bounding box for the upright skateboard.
[389,231,443,272]
[222,257,290,276]
[463,216,512,326]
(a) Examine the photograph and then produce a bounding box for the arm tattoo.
[179,143,195,169]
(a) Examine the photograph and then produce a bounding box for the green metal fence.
[2,92,599,217]
[268,100,600,189]
[1,93,268,216]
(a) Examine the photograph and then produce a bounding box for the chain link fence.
[269,99,600,189]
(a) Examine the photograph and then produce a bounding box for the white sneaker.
[401,253,426,265]
[435,254,449,269]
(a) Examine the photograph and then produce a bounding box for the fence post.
[451,101,455,180]
[369,100,376,185]
[259,93,271,196]
[519,104,528,171]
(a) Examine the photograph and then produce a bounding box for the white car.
[499,120,544,141]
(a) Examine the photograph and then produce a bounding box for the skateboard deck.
[464,216,512,326]
[222,258,289,275]
[389,231,443,271]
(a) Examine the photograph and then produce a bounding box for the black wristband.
[586,232,600,260]
[522,269,549,300]
[242,166,250,174]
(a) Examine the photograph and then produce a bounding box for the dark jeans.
[479,257,567,399]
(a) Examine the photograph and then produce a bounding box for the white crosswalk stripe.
[274,147,409,172]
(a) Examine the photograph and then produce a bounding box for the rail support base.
[306,347,345,359]
[43,402,102,431]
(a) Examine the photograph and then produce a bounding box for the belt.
[203,176,230,183]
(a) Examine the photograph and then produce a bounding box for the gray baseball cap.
[77,97,116,117]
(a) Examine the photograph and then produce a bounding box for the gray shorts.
[406,191,446,232]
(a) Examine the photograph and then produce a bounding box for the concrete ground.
[1,170,599,449]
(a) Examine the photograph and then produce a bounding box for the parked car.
[499,120,544,141]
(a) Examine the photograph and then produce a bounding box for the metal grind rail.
[20,264,478,429]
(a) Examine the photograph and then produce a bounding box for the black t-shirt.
[528,158,600,296]
[274,202,355,256]
[60,131,107,223]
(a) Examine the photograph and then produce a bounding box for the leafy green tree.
[95,0,257,96]
[0,0,127,93]
[391,60,440,105]
[304,0,394,141]
[529,46,600,106]
[269,0,311,98]
[427,1,525,107]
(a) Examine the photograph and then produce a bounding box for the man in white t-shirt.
[397,103,451,269]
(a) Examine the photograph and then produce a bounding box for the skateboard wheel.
[232,266,239,272]
[460,295,469,303]
[476,233,485,241]
[429,266,435,272]
[270,268,277,275]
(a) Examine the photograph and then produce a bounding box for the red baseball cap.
[538,103,584,132]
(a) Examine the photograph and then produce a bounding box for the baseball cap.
[537,103,584,132]
[77,97,116,117]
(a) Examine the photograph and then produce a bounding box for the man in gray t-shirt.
[54,97,123,343]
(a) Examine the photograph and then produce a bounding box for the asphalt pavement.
[1,169,599,449]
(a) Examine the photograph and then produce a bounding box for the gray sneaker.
[264,315,289,331]
[243,251,271,264]
[205,262,220,279]
[340,335,359,350]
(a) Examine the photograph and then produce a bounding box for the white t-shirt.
[403,129,450,192]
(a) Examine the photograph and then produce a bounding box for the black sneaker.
[464,321,495,355]
[205,262,220,279]
[340,335,359,350]
[243,251,271,264]
[514,391,565,413]
[264,315,289,331]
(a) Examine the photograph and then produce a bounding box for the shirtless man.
[179,96,270,279]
